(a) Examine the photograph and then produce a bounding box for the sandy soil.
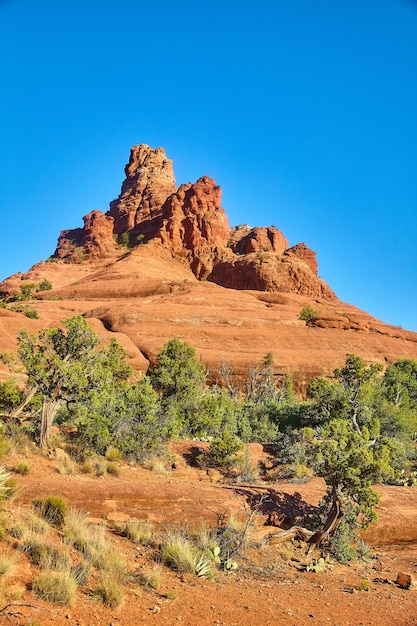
[1,442,417,626]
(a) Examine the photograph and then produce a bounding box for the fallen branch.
[267,526,314,543]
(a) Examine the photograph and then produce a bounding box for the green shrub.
[37,278,53,291]
[105,446,121,461]
[33,496,69,528]
[205,430,243,468]
[24,308,39,319]
[299,305,320,322]
[20,283,37,300]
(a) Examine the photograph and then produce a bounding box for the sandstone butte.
[1,143,417,392]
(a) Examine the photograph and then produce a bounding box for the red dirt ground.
[1,442,416,625]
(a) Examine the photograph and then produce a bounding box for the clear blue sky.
[1,0,416,331]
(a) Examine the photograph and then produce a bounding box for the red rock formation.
[230,225,288,255]
[52,144,333,297]
[55,210,118,261]
[287,242,318,274]
[157,176,231,278]
[108,144,177,236]
[208,250,336,299]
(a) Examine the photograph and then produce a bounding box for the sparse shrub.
[19,535,69,570]
[356,578,370,591]
[132,565,162,590]
[142,456,168,473]
[15,461,30,476]
[115,518,154,545]
[105,446,122,461]
[24,308,39,319]
[32,569,77,605]
[33,496,69,528]
[71,559,91,586]
[118,231,130,247]
[20,283,37,300]
[37,278,53,292]
[94,572,124,608]
[0,438,12,459]
[231,447,259,483]
[56,456,77,476]
[79,460,93,474]
[27,513,50,535]
[3,477,19,500]
[0,467,12,499]
[216,515,246,556]
[299,305,320,322]
[94,458,107,477]
[106,461,120,476]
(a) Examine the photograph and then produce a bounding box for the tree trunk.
[307,491,343,554]
[40,397,63,450]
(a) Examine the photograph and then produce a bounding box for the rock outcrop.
[53,143,334,300]
[55,210,118,262]
[107,144,177,236]
[157,176,231,278]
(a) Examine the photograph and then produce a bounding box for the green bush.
[205,430,243,468]
[299,305,320,322]
[24,308,39,319]
[37,278,53,291]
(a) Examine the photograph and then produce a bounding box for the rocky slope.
[1,144,417,388]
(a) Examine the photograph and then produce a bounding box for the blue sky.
[1,0,416,331]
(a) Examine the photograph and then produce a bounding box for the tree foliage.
[16,317,131,449]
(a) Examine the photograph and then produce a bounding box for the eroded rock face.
[52,143,334,299]
[108,144,177,236]
[209,250,335,299]
[157,176,231,278]
[55,211,118,261]
[287,242,318,275]
[230,225,288,255]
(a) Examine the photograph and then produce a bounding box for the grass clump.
[132,565,162,590]
[33,495,68,528]
[106,461,120,476]
[32,569,77,605]
[94,572,124,608]
[19,534,70,570]
[161,533,216,579]
[105,446,121,461]
[114,518,154,545]
[15,461,30,476]
[64,508,109,565]
[0,550,17,578]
